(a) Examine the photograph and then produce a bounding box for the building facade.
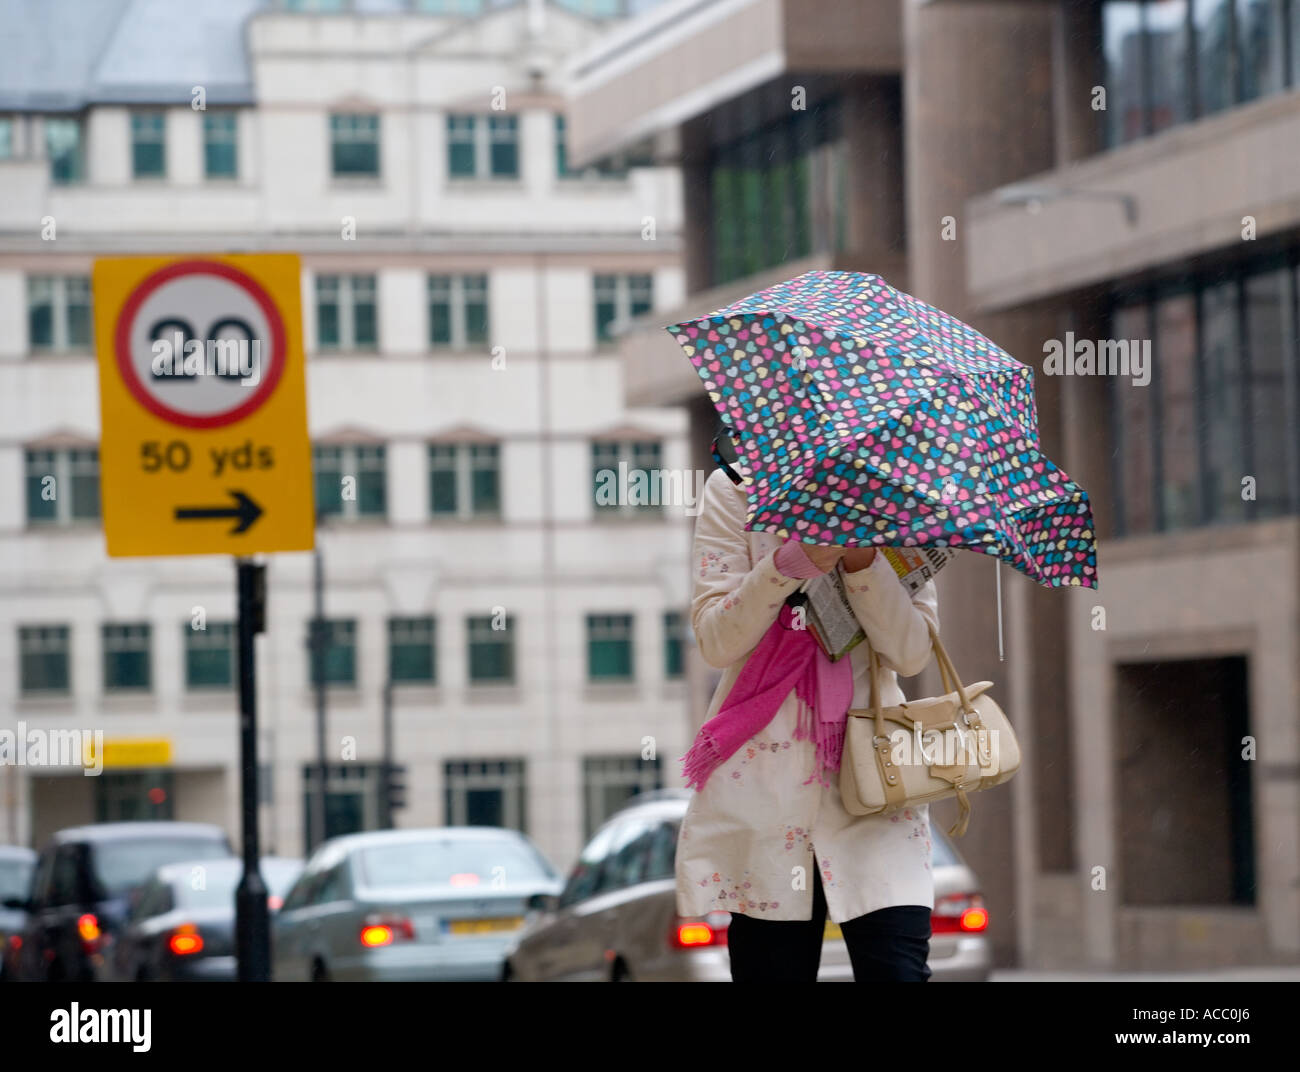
[567,0,1300,969]
[0,0,690,873]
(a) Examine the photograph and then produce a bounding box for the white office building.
[0,0,691,871]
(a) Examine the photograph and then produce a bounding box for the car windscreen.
[0,859,33,902]
[173,862,300,908]
[356,839,553,889]
[91,839,231,898]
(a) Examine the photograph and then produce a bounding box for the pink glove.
[774,540,830,579]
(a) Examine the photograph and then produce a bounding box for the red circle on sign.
[114,260,288,429]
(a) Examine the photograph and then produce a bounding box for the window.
[443,759,526,831]
[429,443,500,518]
[302,765,381,849]
[559,820,619,908]
[29,276,91,352]
[1200,280,1247,524]
[467,614,514,684]
[587,614,634,682]
[313,444,387,519]
[582,755,663,840]
[1109,252,1300,534]
[663,611,685,679]
[0,118,14,159]
[330,114,380,177]
[316,275,378,351]
[184,622,235,690]
[131,111,166,178]
[1154,288,1198,528]
[591,440,662,515]
[593,273,653,342]
[709,98,844,287]
[284,0,349,9]
[1103,0,1298,148]
[388,616,436,684]
[644,821,679,882]
[19,625,71,695]
[310,619,357,687]
[25,448,100,524]
[103,624,152,692]
[45,117,83,184]
[427,274,489,347]
[445,115,518,179]
[203,112,238,178]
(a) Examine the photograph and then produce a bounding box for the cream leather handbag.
[839,624,1020,837]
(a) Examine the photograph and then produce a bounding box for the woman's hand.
[799,543,847,573]
[840,547,878,572]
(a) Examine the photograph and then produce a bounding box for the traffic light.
[383,763,408,817]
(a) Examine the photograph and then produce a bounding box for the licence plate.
[824,920,843,941]
[446,917,523,936]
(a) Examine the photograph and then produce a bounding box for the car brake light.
[77,913,101,950]
[360,913,415,947]
[8,935,21,951]
[931,893,988,934]
[671,911,729,949]
[168,924,204,956]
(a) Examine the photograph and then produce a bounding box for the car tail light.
[168,924,204,956]
[7,935,21,952]
[931,893,988,934]
[670,911,729,949]
[360,913,415,948]
[77,913,102,952]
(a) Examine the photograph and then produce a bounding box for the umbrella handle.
[711,428,743,486]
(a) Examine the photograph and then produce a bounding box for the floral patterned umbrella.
[666,270,1097,589]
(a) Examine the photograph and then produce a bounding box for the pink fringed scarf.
[680,603,855,791]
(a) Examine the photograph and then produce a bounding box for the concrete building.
[567,0,1300,969]
[0,0,690,874]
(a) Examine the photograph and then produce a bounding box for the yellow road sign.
[86,738,173,769]
[93,253,315,557]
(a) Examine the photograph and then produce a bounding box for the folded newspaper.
[798,547,958,661]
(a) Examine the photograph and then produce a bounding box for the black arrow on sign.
[175,490,264,535]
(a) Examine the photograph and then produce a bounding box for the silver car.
[272,827,561,982]
[503,789,992,982]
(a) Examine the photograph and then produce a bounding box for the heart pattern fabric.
[666,270,1098,589]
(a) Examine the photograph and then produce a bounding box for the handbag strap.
[864,621,976,724]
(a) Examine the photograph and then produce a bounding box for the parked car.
[0,846,36,982]
[9,822,234,982]
[503,788,993,981]
[114,856,304,982]
[272,827,561,982]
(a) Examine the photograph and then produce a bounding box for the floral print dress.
[675,468,940,924]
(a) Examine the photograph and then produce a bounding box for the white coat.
[675,468,940,923]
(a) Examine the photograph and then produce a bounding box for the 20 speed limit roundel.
[114,260,287,429]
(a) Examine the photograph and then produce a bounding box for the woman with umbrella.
[667,270,1097,982]
[675,441,940,982]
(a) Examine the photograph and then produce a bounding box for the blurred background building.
[2,0,1298,976]
[0,0,689,874]
[566,0,1300,970]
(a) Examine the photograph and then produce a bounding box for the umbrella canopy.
[666,270,1097,589]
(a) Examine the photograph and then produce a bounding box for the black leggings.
[726,864,932,982]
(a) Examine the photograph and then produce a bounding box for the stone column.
[902,0,1061,970]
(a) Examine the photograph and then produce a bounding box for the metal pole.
[381,678,393,829]
[234,558,269,982]
[311,546,328,852]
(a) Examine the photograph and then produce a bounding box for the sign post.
[94,253,314,983]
